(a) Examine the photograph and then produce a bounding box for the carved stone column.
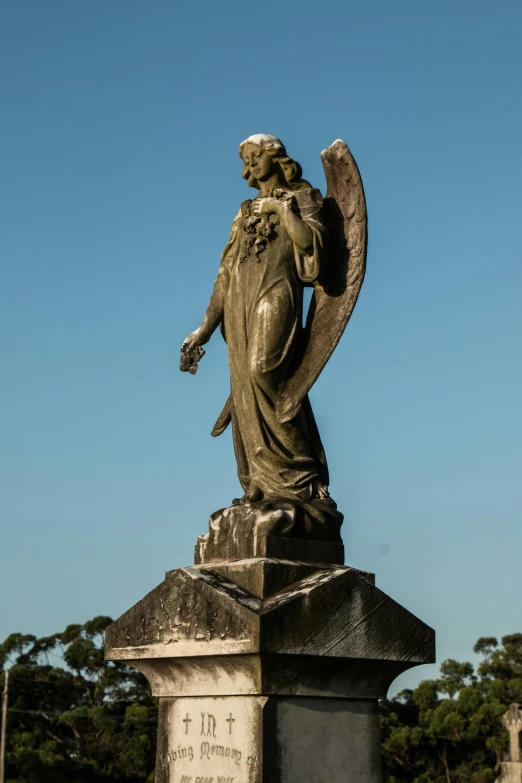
[496,705,522,783]
[105,518,435,783]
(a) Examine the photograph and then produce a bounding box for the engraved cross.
[502,704,522,762]
[183,713,192,734]
[226,713,235,734]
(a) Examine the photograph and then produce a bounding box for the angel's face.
[241,144,276,183]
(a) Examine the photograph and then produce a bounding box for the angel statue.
[181,134,367,545]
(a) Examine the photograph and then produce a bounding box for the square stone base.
[155,695,382,783]
[497,762,522,783]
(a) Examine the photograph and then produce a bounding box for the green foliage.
[381,634,522,782]
[2,622,520,782]
[0,617,157,782]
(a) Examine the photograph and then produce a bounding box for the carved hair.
[239,134,311,191]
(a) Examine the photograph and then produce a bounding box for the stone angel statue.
[181,134,367,544]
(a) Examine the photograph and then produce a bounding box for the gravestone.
[105,135,436,781]
[496,704,522,783]
[105,541,435,782]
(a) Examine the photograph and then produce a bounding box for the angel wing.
[276,139,368,424]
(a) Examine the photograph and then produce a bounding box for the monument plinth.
[106,540,434,781]
[106,134,435,781]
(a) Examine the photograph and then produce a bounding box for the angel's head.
[239,134,311,191]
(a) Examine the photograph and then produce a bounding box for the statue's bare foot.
[313,481,330,499]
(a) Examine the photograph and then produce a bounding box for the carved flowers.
[240,189,296,263]
[242,213,279,261]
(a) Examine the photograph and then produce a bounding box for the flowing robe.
[215,187,329,501]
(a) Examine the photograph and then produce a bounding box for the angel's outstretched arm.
[182,265,228,355]
[181,216,239,361]
[197,266,228,343]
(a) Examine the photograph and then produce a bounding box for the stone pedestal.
[496,763,522,783]
[154,696,382,783]
[496,705,522,783]
[194,503,345,565]
[106,531,435,783]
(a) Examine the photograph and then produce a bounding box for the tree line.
[1,618,519,782]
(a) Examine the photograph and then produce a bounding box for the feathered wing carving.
[276,139,368,424]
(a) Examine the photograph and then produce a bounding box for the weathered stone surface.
[155,695,382,783]
[128,653,416,700]
[195,504,344,565]
[106,554,435,782]
[105,558,434,699]
[503,704,522,763]
[105,565,257,659]
[206,558,368,599]
[496,764,522,783]
[496,704,522,783]
[156,695,263,783]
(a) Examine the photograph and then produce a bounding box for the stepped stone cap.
[105,558,435,700]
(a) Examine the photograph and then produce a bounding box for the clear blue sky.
[1,0,521,695]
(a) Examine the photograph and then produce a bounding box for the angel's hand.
[250,197,282,217]
[180,329,206,374]
[182,329,202,353]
